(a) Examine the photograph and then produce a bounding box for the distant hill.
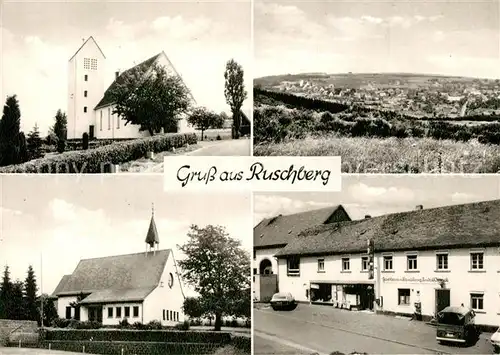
[254,72,499,90]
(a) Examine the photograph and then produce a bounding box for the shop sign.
[382,276,449,283]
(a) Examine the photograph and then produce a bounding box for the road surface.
[0,348,84,355]
[185,139,250,156]
[254,304,494,354]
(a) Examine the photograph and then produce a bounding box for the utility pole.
[40,253,44,329]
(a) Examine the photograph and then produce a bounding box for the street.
[254,304,494,354]
[185,138,250,156]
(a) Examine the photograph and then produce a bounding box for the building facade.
[52,210,186,326]
[67,36,195,140]
[259,200,500,328]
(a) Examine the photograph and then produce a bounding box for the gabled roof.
[94,51,196,110]
[69,36,106,62]
[51,274,71,297]
[275,199,500,258]
[54,249,171,302]
[254,205,351,249]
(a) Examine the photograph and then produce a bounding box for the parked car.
[491,327,500,353]
[435,306,478,345]
[270,292,297,311]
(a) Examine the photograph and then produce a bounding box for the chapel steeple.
[145,203,159,255]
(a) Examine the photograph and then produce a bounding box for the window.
[84,74,88,81]
[436,253,448,270]
[84,58,90,70]
[84,90,88,97]
[91,58,98,70]
[361,256,369,271]
[133,306,139,317]
[108,307,113,318]
[253,250,256,259]
[253,268,257,275]
[383,255,393,270]
[116,307,121,318]
[317,258,325,272]
[470,252,484,270]
[108,108,111,130]
[65,306,71,319]
[124,306,130,317]
[163,310,165,321]
[100,111,103,131]
[470,293,484,311]
[83,106,87,113]
[287,257,300,276]
[176,312,179,321]
[170,310,173,321]
[407,254,418,270]
[398,289,411,305]
[166,310,170,321]
[341,257,350,271]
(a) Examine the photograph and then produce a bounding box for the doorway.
[88,306,103,323]
[435,289,450,314]
[259,259,273,275]
[89,125,95,139]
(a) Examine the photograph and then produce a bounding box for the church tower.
[145,203,160,255]
[67,36,106,140]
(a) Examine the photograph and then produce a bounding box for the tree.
[39,294,57,326]
[0,265,13,319]
[0,95,22,166]
[186,107,224,141]
[24,266,38,321]
[182,297,204,319]
[11,280,25,320]
[177,225,250,331]
[224,60,247,139]
[18,132,29,163]
[82,132,89,150]
[27,124,43,160]
[53,110,67,153]
[110,63,192,136]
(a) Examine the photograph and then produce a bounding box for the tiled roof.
[54,250,170,301]
[79,288,154,304]
[275,199,500,257]
[145,215,160,247]
[51,274,71,297]
[254,205,351,249]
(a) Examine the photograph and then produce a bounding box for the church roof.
[50,274,72,298]
[94,51,196,110]
[53,249,171,303]
[69,36,106,62]
[145,215,160,246]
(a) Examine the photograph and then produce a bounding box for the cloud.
[348,183,416,205]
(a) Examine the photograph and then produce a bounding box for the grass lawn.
[254,136,500,173]
[196,129,232,141]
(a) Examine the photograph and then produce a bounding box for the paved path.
[185,139,250,156]
[254,304,494,354]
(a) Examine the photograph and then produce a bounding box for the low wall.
[0,320,38,346]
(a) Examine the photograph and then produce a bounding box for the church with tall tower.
[67,36,196,141]
[51,205,186,326]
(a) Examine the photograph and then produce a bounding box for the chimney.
[415,205,423,210]
[364,215,371,219]
[115,71,120,80]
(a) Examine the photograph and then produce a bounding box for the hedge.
[43,329,232,344]
[230,334,251,353]
[0,133,197,173]
[34,340,218,355]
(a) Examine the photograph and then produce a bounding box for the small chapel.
[51,206,186,326]
[66,36,196,141]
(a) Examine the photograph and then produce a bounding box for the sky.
[255,0,500,79]
[1,0,251,136]
[0,175,252,298]
[254,174,500,225]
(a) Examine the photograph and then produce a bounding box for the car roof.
[439,306,471,316]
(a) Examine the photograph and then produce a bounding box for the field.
[253,73,500,173]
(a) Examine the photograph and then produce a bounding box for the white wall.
[56,296,78,319]
[254,248,282,275]
[143,253,185,325]
[277,246,500,326]
[67,39,106,140]
[95,105,149,140]
[101,303,143,325]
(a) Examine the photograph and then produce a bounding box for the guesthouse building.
[272,200,500,328]
[51,208,186,326]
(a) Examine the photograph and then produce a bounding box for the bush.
[216,134,222,140]
[57,139,66,154]
[73,321,101,329]
[43,329,231,344]
[51,318,71,328]
[230,335,251,353]
[147,320,163,330]
[0,133,197,173]
[82,133,89,150]
[174,320,190,331]
[118,318,130,329]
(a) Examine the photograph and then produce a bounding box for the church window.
[124,306,130,317]
[133,306,139,317]
[170,310,173,321]
[83,106,87,113]
[100,111,103,131]
[166,310,169,321]
[84,90,87,97]
[84,58,90,70]
[117,115,120,129]
[163,309,165,321]
[91,58,98,70]
[84,74,88,81]
[107,307,113,318]
[116,307,122,318]
[108,108,111,130]
[65,306,71,319]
